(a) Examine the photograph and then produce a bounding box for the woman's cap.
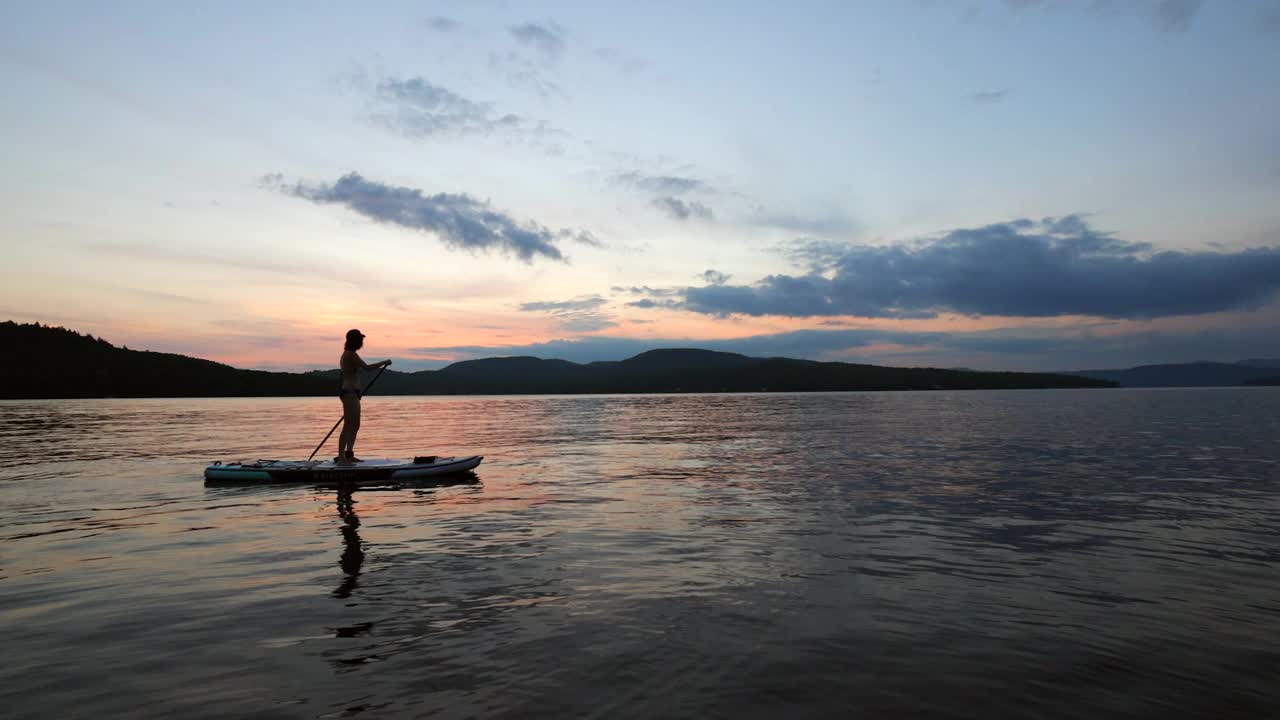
[346,329,366,341]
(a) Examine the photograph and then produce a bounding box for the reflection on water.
[1,389,1279,718]
[334,488,363,600]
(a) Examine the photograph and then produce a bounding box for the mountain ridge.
[2,321,1111,398]
[1065,361,1280,387]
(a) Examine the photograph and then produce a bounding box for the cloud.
[518,295,616,332]
[655,216,1280,319]
[519,297,608,313]
[779,238,855,271]
[263,172,592,263]
[683,277,852,318]
[891,324,1280,371]
[972,88,1013,103]
[509,23,566,59]
[612,171,707,196]
[426,16,459,32]
[700,270,731,286]
[651,196,713,221]
[369,77,526,138]
[488,51,565,98]
[488,23,569,98]
[967,0,1211,34]
[713,328,945,358]
[594,47,648,75]
[625,298,683,310]
[611,281,686,307]
[754,209,860,238]
[559,319,616,332]
[617,273,728,309]
[613,171,718,221]
[611,285,684,297]
[1152,0,1200,32]
[568,230,605,248]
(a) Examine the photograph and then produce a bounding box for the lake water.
[2,389,1279,719]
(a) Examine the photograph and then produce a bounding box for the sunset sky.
[4,0,1279,372]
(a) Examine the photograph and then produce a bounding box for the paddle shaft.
[307,365,388,462]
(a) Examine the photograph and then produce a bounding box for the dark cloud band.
[672,216,1280,320]
[264,172,591,263]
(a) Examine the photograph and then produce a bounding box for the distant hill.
[1067,361,1280,388]
[307,348,1110,395]
[1,321,1112,398]
[0,321,332,398]
[1236,359,1280,369]
[1245,376,1280,386]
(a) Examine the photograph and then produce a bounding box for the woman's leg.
[337,394,361,463]
[347,398,362,460]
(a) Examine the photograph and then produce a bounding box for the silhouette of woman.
[337,329,391,465]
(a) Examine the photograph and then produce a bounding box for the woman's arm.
[352,353,392,369]
[366,357,393,368]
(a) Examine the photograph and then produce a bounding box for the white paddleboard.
[204,455,482,485]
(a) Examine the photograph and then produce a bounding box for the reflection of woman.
[338,329,391,466]
[333,488,364,599]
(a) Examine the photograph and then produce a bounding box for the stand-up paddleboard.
[204,455,482,485]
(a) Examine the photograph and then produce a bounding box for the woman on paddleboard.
[338,329,391,465]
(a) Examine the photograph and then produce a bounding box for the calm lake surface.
[2,389,1279,719]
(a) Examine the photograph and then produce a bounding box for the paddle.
[307,364,388,463]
